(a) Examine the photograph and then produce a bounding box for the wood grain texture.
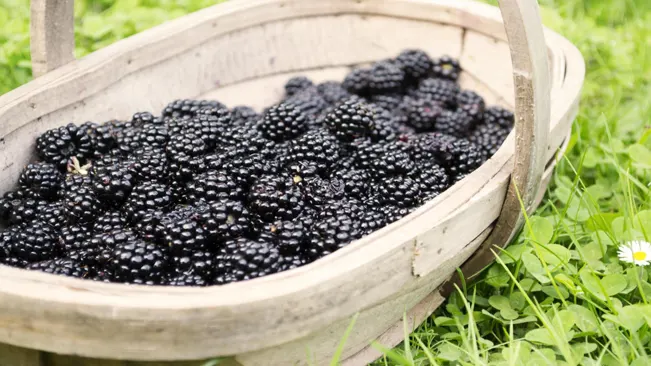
[30,0,75,77]
[0,0,584,364]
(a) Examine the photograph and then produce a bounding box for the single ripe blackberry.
[0,189,33,222]
[217,125,276,156]
[317,199,365,222]
[432,55,461,81]
[92,164,135,205]
[435,110,476,137]
[317,81,351,104]
[87,121,120,156]
[214,238,282,284]
[170,250,214,284]
[330,168,371,199]
[10,198,48,225]
[468,123,512,156]
[201,200,253,243]
[166,132,207,161]
[483,106,515,129]
[358,208,387,235]
[36,202,66,230]
[281,129,341,174]
[0,227,17,264]
[60,225,94,254]
[167,272,211,287]
[230,106,260,127]
[395,49,433,81]
[124,182,173,222]
[367,93,403,113]
[18,163,62,200]
[398,97,446,132]
[28,258,91,278]
[126,147,168,183]
[225,152,280,188]
[412,78,460,108]
[262,219,308,256]
[258,103,308,142]
[284,76,314,97]
[410,161,450,201]
[370,143,415,178]
[301,177,345,206]
[325,98,375,142]
[135,205,203,245]
[306,215,361,260]
[285,88,329,121]
[369,114,400,143]
[367,61,405,94]
[114,126,142,157]
[137,124,169,148]
[279,254,310,272]
[108,238,168,285]
[248,175,305,221]
[186,171,244,204]
[183,112,232,149]
[164,216,210,257]
[456,90,485,120]
[63,185,101,224]
[409,133,485,180]
[93,211,128,234]
[342,68,370,95]
[36,123,94,170]
[384,205,416,224]
[162,99,226,119]
[10,221,59,263]
[285,160,320,183]
[377,176,421,208]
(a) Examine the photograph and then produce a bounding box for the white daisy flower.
[618,240,651,266]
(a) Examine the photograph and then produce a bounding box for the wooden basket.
[0,0,584,364]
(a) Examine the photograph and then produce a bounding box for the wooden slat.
[30,0,75,77]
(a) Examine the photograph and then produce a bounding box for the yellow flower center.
[633,251,647,261]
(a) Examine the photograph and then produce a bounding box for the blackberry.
[301,177,345,206]
[409,133,485,180]
[369,115,400,142]
[0,228,15,264]
[0,189,34,223]
[306,215,361,260]
[183,112,232,149]
[202,200,253,242]
[166,132,207,161]
[186,171,244,204]
[18,163,62,200]
[367,60,405,94]
[432,55,461,81]
[399,97,446,132]
[231,106,260,127]
[331,168,371,199]
[468,123,512,156]
[92,164,135,204]
[217,125,275,156]
[279,254,310,272]
[93,211,128,234]
[325,98,375,142]
[263,220,308,255]
[384,205,416,224]
[167,272,211,287]
[60,225,94,254]
[136,206,202,245]
[87,121,120,156]
[410,161,450,201]
[285,160,320,183]
[28,258,91,278]
[10,221,59,263]
[412,78,460,107]
[214,238,282,284]
[258,103,308,142]
[137,124,169,147]
[435,110,476,137]
[358,208,387,235]
[63,185,100,224]
[36,123,94,170]
[284,76,314,97]
[36,202,66,230]
[10,198,48,225]
[248,175,305,221]
[164,217,210,257]
[124,182,173,222]
[317,199,365,221]
[377,176,421,207]
[225,152,280,187]
[484,106,515,129]
[108,239,167,285]
[395,49,433,81]
[162,99,226,119]
[342,68,370,95]
[370,143,415,178]
[367,93,403,113]
[281,129,341,173]
[126,147,168,183]
[456,90,485,120]
[132,111,161,127]
[317,81,351,104]
[170,250,214,284]
[285,88,329,121]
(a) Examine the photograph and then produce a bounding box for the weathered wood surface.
[30,0,75,77]
[0,0,584,364]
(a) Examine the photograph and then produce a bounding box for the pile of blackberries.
[0,50,513,286]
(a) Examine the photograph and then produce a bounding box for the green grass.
[1,0,651,365]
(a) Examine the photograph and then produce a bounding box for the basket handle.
[453,0,551,282]
[30,0,75,77]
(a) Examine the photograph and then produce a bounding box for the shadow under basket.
[0,0,584,365]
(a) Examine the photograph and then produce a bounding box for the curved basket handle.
[30,0,75,77]
[446,0,551,288]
